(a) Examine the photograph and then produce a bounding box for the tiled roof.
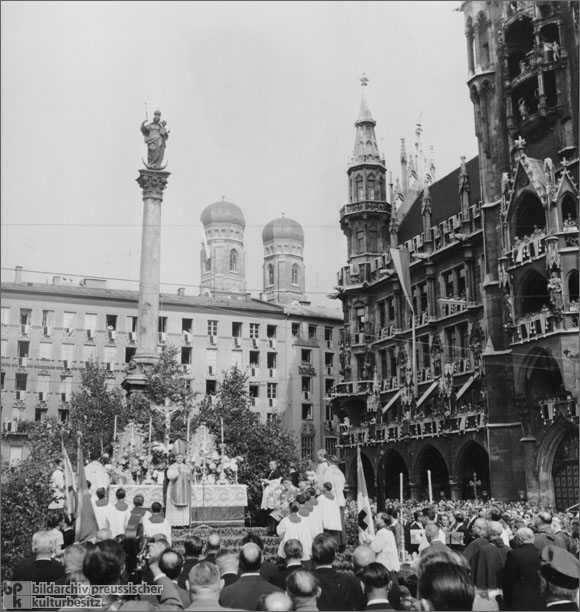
[284,302,343,322]
[397,156,480,243]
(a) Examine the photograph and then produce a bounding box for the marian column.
[123,110,170,394]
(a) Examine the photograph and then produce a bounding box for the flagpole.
[412,304,417,400]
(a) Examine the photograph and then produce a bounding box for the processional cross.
[469,471,482,500]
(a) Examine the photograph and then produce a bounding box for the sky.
[1,1,478,309]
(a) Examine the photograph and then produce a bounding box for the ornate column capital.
[136,169,171,200]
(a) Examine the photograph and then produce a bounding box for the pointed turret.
[351,75,383,167]
[400,139,409,195]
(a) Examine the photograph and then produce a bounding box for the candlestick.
[427,469,433,504]
[148,416,152,445]
[187,416,190,443]
[399,472,403,507]
[221,417,224,445]
[113,415,117,440]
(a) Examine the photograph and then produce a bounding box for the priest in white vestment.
[165,453,191,527]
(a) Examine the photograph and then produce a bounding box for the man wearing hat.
[540,544,580,610]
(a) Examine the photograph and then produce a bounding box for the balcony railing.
[340,201,389,219]
[512,310,579,344]
[331,380,375,397]
[506,230,546,267]
[536,398,579,426]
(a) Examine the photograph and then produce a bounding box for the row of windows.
[376,324,471,379]
[266,264,300,285]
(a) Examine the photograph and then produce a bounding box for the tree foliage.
[190,367,299,523]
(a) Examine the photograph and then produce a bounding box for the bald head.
[286,568,320,604]
[207,533,221,551]
[472,518,489,538]
[257,592,294,611]
[352,545,377,574]
[240,542,262,573]
[425,523,440,543]
[489,521,503,538]
[516,527,535,544]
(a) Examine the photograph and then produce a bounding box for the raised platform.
[110,483,248,527]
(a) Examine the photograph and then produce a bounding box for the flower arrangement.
[189,453,242,484]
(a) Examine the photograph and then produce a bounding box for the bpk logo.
[3,581,32,610]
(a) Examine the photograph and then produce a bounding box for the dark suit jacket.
[314,567,364,611]
[12,558,65,582]
[177,557,200,589]
[420,540,451,558]
[502,543,544,611]
[186,596,246,610]
[470,538,508,589]
[463,535,488,563]
[219,574,283,611]
[269,563,304,590]
[546,603,579,611]
[221,572,239,587]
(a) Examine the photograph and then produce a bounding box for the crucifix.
[151,397,183,448]
[469,471,482,500]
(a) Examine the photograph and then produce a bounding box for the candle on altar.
[186,417,190,443]
[113,415,117,440]
[399,472,403,507]
[427,469,433,504]
[148,416,152,444]
[221,417,224,444]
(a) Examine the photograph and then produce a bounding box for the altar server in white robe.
[108,488,132,538]
[318,482,342,533]
[277,501,312,561]
[166,453,192,527]
[321,454,346,548]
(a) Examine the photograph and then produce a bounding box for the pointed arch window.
[268,264,274,286]
[367,176,376,200]
[292,264,299,285]
[356,177,364,201]
[230,249,238,272]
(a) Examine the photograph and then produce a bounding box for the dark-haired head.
[418,562,475,611]
[83,540,126,586]
[312,533,337,566]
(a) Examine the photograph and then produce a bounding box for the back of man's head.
[151,502,162,514]
[32,531,54,556]
[515,527,535,545]
[83,540,126,586]
[116,488,126,500]
[256,592,294,611]
[188,561,221,599]
[96,487,106,500]
[361,562,391,596]
[241,531,264,550]
[473,518,489,537]
[133,495,144,507]
[206,532,221,552]
[352,545,376,576]
[286,568,320,604]
[537,511,553,526]
[425,523,440,544]
[215,549,238,575]
[284,538,303,561]
[488,507,502,522]
[419,561,475,611]
[489,521,504,539]
[239,542,262,573]
[312,533,337,566]
[158,549,183,580]
[184,536,204,557]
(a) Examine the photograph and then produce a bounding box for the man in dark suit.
[241,532,279,581]
[178,536,204,590]
[12,530,65,583]
[285,568,321,611]
[261,461,283,535]
[270,539,305,590]
[187,561,245,611]
[463,518,489,563]
[204,532,221,564]
[158,549,191,608]
[502,527,544,611]
[215,549,239,588]
[415,524,452,565]
[312,533,363,611]
[219,543,283,610]
[361,563,394,611]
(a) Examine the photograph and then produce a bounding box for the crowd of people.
[9,448,580,610]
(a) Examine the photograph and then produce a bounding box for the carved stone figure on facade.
[518,97,529,120]
[548,272,564,310]
[503,293,514,327]
[546,238,561,270]
[141,109,169,169]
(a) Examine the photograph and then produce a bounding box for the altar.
[109,484,248,527]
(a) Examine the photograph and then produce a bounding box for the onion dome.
[200,200,245,228]
[262,216,304,244]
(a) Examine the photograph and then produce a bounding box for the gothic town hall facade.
[332,0,579,511]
